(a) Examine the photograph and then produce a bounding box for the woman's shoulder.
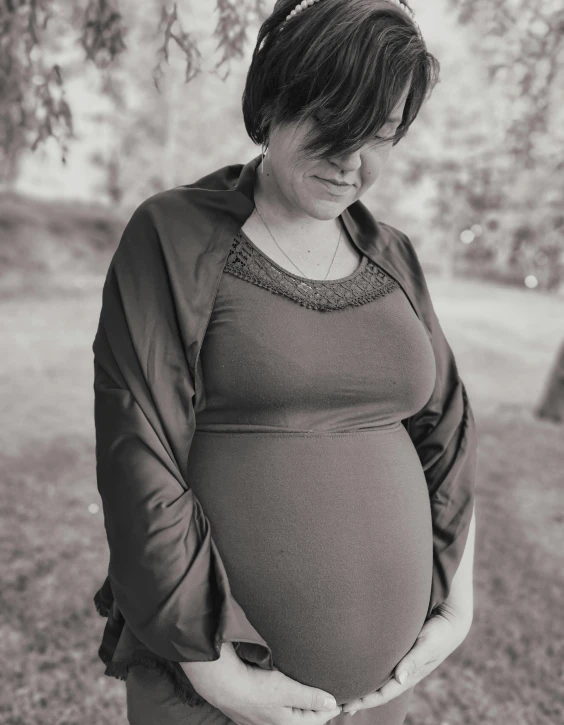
[375,219,415,253]
[372,218,425,278]
[117,162,248,256]
[347,198,421,273]
[133,162,245,218]
[366,216,435,321]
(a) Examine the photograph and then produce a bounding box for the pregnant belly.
[187,425,433,705]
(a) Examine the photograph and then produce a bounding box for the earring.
[261,143,268,174]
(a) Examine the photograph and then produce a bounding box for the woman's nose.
[332,149,362,173]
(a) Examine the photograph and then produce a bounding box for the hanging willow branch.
[213,0,252,78]
[0,0,73,170]
[152,2,203,92]
[79,0,127,66]
[0,0,259,176]
[2,0,563,176]
[448,0,564,166]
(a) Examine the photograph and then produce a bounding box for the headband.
[281,0,423,40]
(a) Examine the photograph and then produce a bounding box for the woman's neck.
[253,160,341,244]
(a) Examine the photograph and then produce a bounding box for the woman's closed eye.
[372,125,401,144]
[370,133,394,144]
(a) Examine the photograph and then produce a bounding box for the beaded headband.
[281,0,422,40]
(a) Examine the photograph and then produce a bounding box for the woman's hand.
[181,641,342,725]
[341,602,473,714]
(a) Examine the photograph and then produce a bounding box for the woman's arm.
[93,198,273,667]
[437,504,476,632]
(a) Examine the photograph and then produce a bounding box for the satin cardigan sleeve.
[92,200,273,666]
[398,231,478,620]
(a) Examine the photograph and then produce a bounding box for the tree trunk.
[535,340,564,423]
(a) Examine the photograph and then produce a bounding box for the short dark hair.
[242,0,440,160]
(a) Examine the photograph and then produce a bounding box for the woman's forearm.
[440,505,476,628]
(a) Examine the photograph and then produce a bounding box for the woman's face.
[263,86,411,221]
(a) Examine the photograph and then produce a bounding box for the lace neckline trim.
[223,232,400,312]
[237,228,368,284]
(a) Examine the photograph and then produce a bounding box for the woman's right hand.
[180,642,342,725]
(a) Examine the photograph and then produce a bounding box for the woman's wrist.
[437,511,476,630]
[433,594,473,642]
[180,641,239,678]
[443,578,474,623]
[435,507,476,631]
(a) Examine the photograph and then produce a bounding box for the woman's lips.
[315,177,354,196]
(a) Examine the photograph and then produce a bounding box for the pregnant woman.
[92,2,478,725]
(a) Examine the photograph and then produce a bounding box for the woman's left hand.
[341,601,473,714]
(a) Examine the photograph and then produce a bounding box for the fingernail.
[397,670,407,684]
[324,698,337,710]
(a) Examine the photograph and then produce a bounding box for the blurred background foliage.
[1,0,564,293]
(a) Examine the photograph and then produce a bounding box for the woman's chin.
[300,197,352,220]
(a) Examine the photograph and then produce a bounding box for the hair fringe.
[242,0,440,159]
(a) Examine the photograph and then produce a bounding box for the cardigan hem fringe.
[93,589,208,708]
[97,647,208,708]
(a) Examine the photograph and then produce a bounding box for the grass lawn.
[1,274,562,725]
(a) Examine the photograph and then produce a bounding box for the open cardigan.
[92,153,478,705]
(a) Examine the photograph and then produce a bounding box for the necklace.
[253,203,342,281]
